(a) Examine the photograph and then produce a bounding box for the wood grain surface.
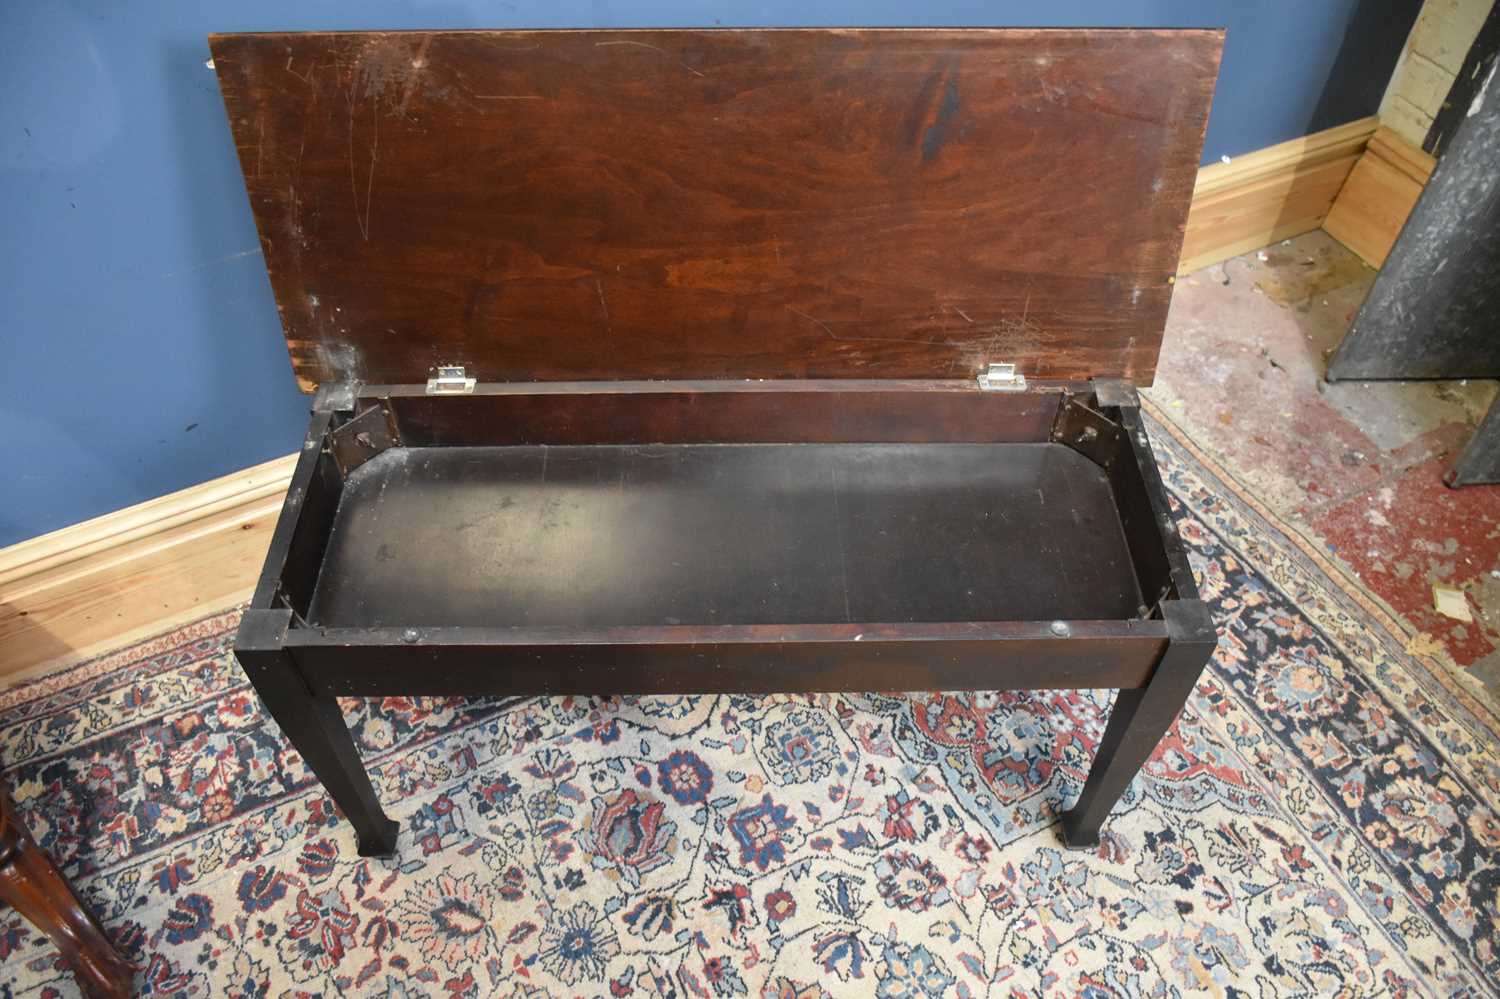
[1322,125,1435,268]
[211,29,1221,389]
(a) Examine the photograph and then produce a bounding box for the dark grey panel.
[306,442,1143,629]
[1327,75,1500,381]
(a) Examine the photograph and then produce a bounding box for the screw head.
[1049,620,1071,637]
[401,628,421,644]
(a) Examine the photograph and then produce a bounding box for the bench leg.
[236,611,399,858]
[1059,600,1216,849]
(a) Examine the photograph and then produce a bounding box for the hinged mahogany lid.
[211,28,1221,391]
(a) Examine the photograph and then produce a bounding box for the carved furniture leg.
[0,784,133,998]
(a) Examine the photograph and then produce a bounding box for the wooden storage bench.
[212,26,1223,856]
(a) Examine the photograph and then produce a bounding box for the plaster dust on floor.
[1147,230,1500,708]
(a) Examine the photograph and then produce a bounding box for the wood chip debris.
[1432,583,1473,622]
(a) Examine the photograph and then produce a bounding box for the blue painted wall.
[0,2,1407,546]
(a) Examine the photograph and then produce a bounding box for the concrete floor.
[1149,231,1500,708]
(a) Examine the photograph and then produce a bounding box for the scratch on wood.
[285,59,316,86]
[287,184,302,245]
[783,306,957,348]
[595,40,669,53]
[475,95,544,100]
[595,279,611,333]
[785,306,835,339]
[594,39,706,78]
[347,96,379,241]
[975,292,1044,354]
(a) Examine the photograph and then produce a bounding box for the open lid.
[211,28,1220,390]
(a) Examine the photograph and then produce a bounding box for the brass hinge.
[977,363,1026,392]
[425,365,476,395]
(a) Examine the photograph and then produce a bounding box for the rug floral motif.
[2,417,1499,998]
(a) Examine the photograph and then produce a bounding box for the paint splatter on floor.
[1150,230,1500,706]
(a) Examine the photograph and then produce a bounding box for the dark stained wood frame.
[235,379,1215,855]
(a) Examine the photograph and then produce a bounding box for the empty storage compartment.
[263,381,1184,659]
[307,440,1143,630]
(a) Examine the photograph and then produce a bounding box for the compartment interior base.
[306,442,1145,629]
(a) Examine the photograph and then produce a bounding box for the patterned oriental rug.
[3,410,1500,999]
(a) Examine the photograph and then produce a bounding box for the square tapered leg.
[236,609,399,857]
[1060,600,1216,848]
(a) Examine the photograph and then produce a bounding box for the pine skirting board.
[1179,116,1376,274]
[0,116,1387,686]
[1322,124,1436,268]
[0,455,295,686]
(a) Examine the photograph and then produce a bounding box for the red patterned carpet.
[2,413,1499,997]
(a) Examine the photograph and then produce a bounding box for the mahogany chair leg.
[236,609,400,857]
[0,787,134,998]
[1059,599,1216,848]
